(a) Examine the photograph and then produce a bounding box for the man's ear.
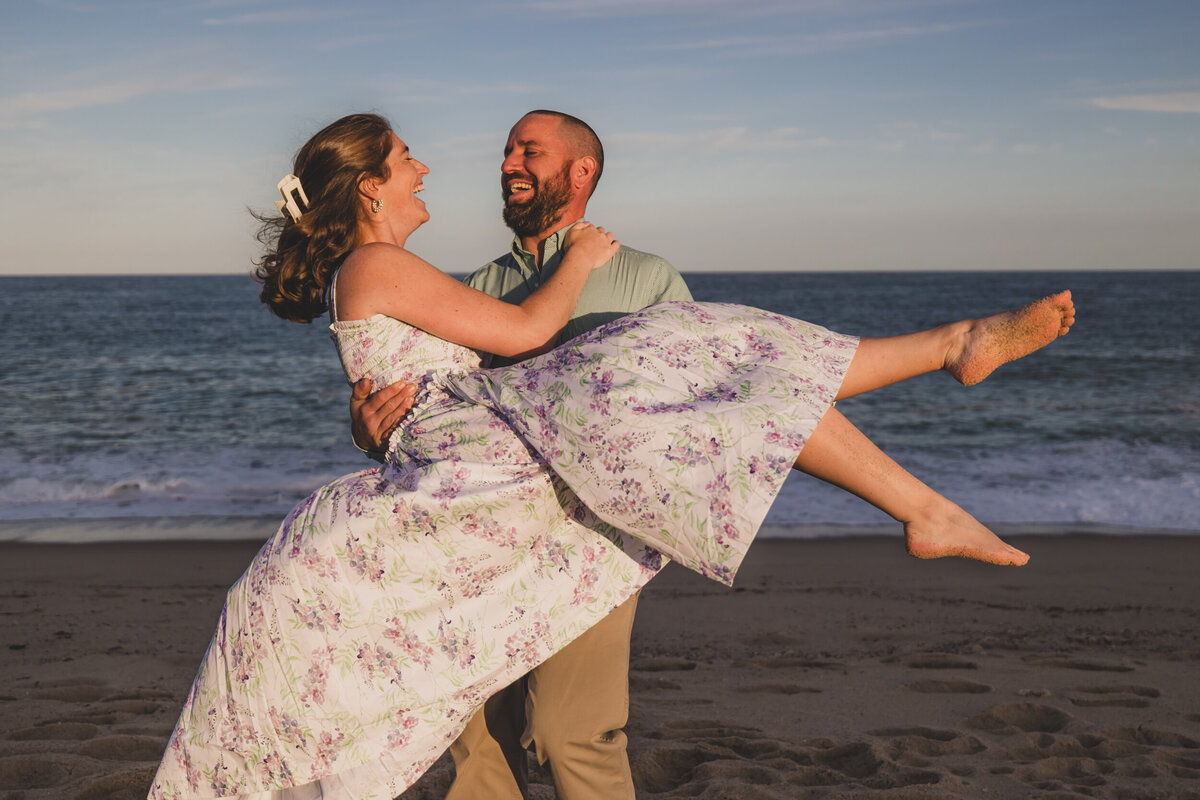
[570,156,598,192]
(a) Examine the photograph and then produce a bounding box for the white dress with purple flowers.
[149,301,857,800]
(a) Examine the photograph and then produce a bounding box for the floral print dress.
[149,301,858,799]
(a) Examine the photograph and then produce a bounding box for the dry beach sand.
[1,520,1198,799]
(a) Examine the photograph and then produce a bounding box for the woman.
[149,114,1073,799]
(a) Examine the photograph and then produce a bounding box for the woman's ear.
[358,175,380,206]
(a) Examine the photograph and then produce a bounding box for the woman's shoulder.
[334,243,450,322]
[334,244,408,321]
[338,244,424,294]
[340,241,414,274]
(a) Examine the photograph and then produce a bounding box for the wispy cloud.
[653,21,988,56]
[516,0,966,18]
[611,126,836,155]
[379,77,545,106]
[1090,92,1200,114]
[202,8,351,26]
[312,31,410,52]
[0,72,262,124]
[928,126,962,143]
[517,0,786,15]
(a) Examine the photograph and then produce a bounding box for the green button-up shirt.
[464,223,692,366]
[359,225,691,459]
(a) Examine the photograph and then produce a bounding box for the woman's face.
[378,133,430,231]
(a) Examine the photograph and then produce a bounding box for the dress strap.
[328,268,341,323]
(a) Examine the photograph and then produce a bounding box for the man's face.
[501,114,576,239]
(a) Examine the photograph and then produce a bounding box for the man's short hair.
[527,109,604,194]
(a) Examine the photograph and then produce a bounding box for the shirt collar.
[509,219,582,274]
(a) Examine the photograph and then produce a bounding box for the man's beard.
[502,165,573,238]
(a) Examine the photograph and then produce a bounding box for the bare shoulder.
[335,243,462,322]
[341,242,414,275]
[335,244,424,320]
[339,243,438,288]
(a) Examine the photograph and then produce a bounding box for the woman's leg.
[836,290,1074,400]
[794,407,1030,565]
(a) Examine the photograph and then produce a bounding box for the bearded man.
[352,110,691,800]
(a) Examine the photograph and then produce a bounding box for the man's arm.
[559,248,692,340]
[644,255,692,304]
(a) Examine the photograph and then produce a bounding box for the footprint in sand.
[0,755,70,790]
[799,741,944,791]
[91,699,162,716]
[1065,684,1160,708]
[643,718,769,741]
[994,730,1106,763]
[7,721,100,741]
[631,720,787,793]
[965,702,1072,734]
[811,741,886,780]
[867,726,987,759]
[743,655,846,671]
[50,699,163,727]
[71,766,158,800]
[634,721,952,796]
[78,734,165,762]
[1152,749,1200,780]
[103,689,175,701]
[740,632,799,648]
[1015,755,1109,790]
[629,657,697,672]
[630,674,682,691]
[1026,654,1135,672]
[896,654,979,670]
[1100,726,1199,749]
[734,683,821,695]
[32,684,108,703]
[903,679,992,694]
[991,724,1199,789]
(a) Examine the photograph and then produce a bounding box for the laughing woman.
[149,113,1073,799]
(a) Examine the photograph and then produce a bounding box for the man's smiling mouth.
[506,179,534,201]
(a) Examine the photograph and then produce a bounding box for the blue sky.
[2,0,1198,275]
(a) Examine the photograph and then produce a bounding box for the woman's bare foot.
[904,504,1030,566]
[945,290,1075,386]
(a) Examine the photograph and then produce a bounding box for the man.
[351,110,691,799]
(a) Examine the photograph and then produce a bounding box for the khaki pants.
[446,594,639,800]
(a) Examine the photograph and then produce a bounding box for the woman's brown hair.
[255,113,394,323]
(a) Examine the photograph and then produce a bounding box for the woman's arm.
[334,223,617,358]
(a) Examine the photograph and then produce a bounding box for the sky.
[1,0,1198,275]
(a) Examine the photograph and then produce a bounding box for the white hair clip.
[275,174,309,223]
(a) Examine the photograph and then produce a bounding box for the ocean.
[1,271,1197,541]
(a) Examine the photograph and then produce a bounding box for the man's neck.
[517,232,549,267]
[518,219,572,268]
[518,205,588,267]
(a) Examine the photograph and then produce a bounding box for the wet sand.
[1,526,1198,799]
